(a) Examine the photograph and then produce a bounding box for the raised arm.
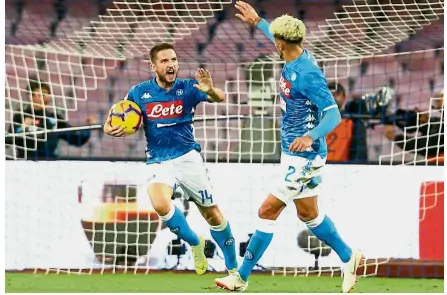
[256,19,274,43]
[234,1,274,44]
[192,68,225,103]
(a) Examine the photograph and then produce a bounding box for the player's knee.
[257,194,286,220]
[201,205,223,226]
[148,183,173,216]
[258,205,279,220]
[297,208,319,222]
[153,202,172,216]
[150,199,172,216]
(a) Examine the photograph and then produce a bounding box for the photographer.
[384,91,444,163]
[6,80,94,160]
[325,82,368,163]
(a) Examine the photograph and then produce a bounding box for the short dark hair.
[275,35,303,45]
[28,79,50,94]
[149,43,175,63]
[328,82,346,96]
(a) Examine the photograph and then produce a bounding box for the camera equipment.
[114,244,139,267]
[204,240,217,258]
[166,238,187,270]
[362,86,396,116]
[297,229,332,271]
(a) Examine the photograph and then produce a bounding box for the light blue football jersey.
[125,78,208,164]
[279,49,338,159]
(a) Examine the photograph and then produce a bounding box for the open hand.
[289,136,314,153]
[103,117,125,137]
[235,1,261,26]
[193,68,214,94]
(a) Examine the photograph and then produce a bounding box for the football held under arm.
[300,72,341,142]
[103,88,136,137]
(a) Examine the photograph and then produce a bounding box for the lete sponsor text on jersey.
[279,76,292,99]
[146,100,184,119]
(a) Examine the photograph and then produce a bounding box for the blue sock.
[163,206,200,246]
[308,215,352,263]
[238,230,273,282]
[210,221,238,270]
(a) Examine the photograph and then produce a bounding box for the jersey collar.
[288,48,308,66]
[151,77,179,93]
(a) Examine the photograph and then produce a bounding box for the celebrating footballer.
[103,43,238,276]
[214,1,364,293]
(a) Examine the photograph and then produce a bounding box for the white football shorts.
[271,153,326,204]
[146,149,215,207]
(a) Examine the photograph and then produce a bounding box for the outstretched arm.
[256,19,275,43]
[234,1,274,44]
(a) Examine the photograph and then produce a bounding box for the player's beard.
[157,70,177,87]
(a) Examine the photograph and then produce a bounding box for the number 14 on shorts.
[199,190,213,204]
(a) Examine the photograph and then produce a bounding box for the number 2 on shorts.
[199,190,213,204]
[284,165,296,182]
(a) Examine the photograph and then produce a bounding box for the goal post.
[5,0,444,279]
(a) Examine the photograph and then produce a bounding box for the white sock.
[158,203,175,222]
[304,212,325,228]
[257,218,276,234]
[210,219,228,231]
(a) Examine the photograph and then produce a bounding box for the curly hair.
[270,14,306,44]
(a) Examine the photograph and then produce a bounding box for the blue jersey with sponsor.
[279,49,338,159]
[125,78,208,163]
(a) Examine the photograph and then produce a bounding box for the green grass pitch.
[5,272,443,293]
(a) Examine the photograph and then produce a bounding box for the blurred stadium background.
[4,0,444,293]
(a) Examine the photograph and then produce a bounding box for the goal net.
[5,0,444,279]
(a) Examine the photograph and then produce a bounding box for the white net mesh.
[5,0,444,280]
[5,0,232,159]
[379,96,444,165]
[5,0,444,161]
[379,95,444,264]
[5,46,116,158]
